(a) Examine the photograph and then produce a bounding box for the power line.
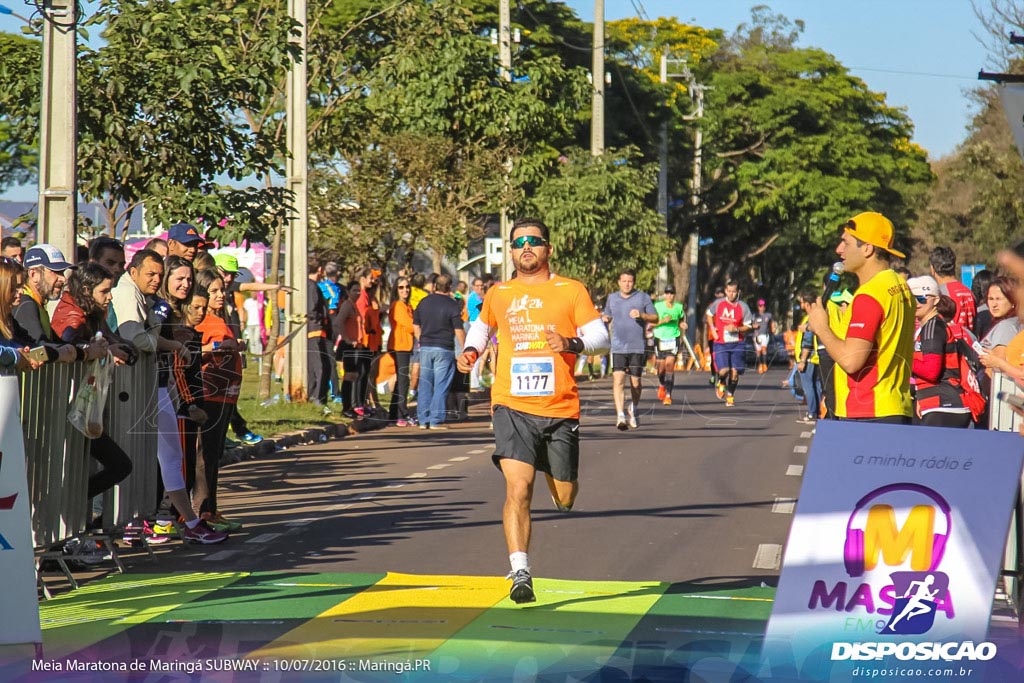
[846,66,978,81]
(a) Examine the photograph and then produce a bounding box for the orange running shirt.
[480,275,601,419]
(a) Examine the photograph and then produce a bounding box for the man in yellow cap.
[806,212,914,423]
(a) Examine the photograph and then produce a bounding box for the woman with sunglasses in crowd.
[387,276,416,426]
[153,256,227,544]
[907,276,974,428]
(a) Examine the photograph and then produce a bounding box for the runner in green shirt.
[653,285,687,405]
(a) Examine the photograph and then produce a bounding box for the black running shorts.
[611,352,645,377]
[491,405,579,482]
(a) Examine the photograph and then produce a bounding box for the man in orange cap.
[806,212,915,423]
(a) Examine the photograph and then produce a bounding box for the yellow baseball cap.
[213,253,239,273]
[842,212,905,259]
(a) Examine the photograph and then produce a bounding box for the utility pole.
[591,0,604,156]
[284,0,309,401]
[657,49,669,225]
[37,0,78,258]
[685,83,705,348]
[498,0,513,280]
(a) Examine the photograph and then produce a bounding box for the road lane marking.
[786,464,804,477]
[406,473,428,478]
[284,518,316,527]
[772,497,797,514]
[246,533,283,544]
[467,449,488,454]
[800,431,812,439]
[204,550,240,562]
[449,456,471,462]
[427,464,452,470]
[793,445,808,454]
[753,543,782,570]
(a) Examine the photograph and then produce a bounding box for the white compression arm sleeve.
[578,317,610,356]
[463,319,492,355]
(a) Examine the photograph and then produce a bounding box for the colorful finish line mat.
[0,572,1019,681]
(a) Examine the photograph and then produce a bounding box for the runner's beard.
[514,252,545,275]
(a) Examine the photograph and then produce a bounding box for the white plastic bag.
[68,356,112,439]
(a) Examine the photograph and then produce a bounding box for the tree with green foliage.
[0,0,299,245]
[692,8,933,305]
[526,148,668,293]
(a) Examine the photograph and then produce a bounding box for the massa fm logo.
[844,483,951,635]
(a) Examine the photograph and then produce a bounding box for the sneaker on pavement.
[657,385,666,401]
[616,413,628,431]
[419,423,429,430]
[628,409,638,429]
[715,383,726,400]
[725,395,735,407]
[507,569,536,604]
[663,395,673,405]
[204,512,243,532]
[182,520,228,544]
[152,521,178,537]
[396,419,409,427]
[241,432,264,445]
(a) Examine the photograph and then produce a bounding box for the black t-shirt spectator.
[413,293,463,351]
[307,279,328,334]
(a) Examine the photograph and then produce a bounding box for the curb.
[221,417,384,466]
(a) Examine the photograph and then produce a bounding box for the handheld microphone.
[822,261,845,304]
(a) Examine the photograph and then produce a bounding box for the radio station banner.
[763,420,1024,681]
[0,375,42,646]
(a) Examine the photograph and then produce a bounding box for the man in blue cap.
[167,223,204,261]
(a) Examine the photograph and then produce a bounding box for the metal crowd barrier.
[990,371,1024,622]
[21,361,91,549]
[102,352,159,526]
[21,353,161,594]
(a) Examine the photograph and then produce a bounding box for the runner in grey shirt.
[601,269,657,430]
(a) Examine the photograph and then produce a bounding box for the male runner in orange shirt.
[457,218,610,604]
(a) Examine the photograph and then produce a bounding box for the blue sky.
[0,0,999,200]
[568,0,994,160]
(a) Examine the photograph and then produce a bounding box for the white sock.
[629,402,636,416]
[185,518,201,529]
[509,552,530,573]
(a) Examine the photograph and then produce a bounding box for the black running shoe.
[507,569,536,604]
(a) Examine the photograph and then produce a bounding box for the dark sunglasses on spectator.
[397,285,410,289]
[914,295,929,304]
[0,256,20,265]
[510,235,547,249]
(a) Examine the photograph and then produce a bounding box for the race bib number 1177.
[510,357,556,397]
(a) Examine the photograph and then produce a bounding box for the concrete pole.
[590,0,604,156]
[685,85,704,347]
[284,0,309,401]
[657,50,668,225]
[37,0,78,258]
[498,0,513,280]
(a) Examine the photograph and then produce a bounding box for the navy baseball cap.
[23,244,74,271]
[168,222,205,245]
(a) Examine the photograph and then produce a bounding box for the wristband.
[567,337,585,354]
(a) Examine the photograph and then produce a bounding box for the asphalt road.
[130,365,811,587]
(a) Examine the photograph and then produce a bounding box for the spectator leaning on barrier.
[978,277,1022,398]
[110,248,163,353]
[50,263,136,522]
[807,212,915,424]
[908,276,973,429]
[0,256,45,372]
[929,246,976,330]
[1,236,24,263]
[15,244,72,346]
[153,256,227,544]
